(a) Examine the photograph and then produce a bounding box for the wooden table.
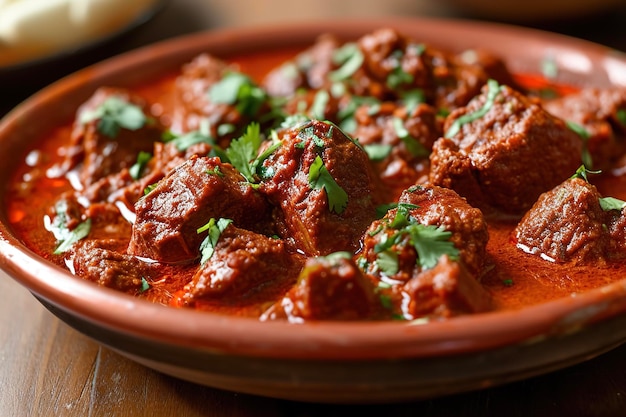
[3,1,626,415]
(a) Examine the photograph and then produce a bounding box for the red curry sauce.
[6,33,626,320]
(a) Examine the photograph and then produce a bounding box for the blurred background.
[2,0,626,113]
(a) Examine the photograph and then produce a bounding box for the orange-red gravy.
[6,49,626,316]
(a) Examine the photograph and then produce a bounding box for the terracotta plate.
[1,18,626,403]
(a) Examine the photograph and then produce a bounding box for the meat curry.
[7,28,626,322]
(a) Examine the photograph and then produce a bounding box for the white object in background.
[0,0,158,66]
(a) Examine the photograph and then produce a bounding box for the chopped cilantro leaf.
[376,250,399,276]
[445,79,501,138]
[401,89,425,114]
[206,166,224,177]
[208,72,267,116]
[392,117,429,158]
[226,122,263,182]
[129,151,152,180]
[140,277,150,293]
[252,140,282,180]
[502,278,514,287]
[47,200,92,254]
[329,43,364,82]
[375,202,397,219]
[364,143,392,161]
[308,155,349,214]
[143,183,158,195]
[570,164,601,181]
[54,219,92,255]
[310,90,330,120]
[387,66,414,89]
[566,121,593,168]
[197,218,233,265]
[373,221,459,274]
[600,196,626,212]
[617,109,626,126]
[389,203,418,229]
[407,224,458,269]
[79,96,147,138]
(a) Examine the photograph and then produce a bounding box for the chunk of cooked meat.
[400,255,493,320]
[71,239,157,294]
[543,87,626,170]
[514,176,626,264]
[128,156,272,263]
[361,184,489,280]
[259,119,381,255]
[260,253,384,322]
[181,224,304,303]
[430,81,583,215]
[62,87,163,188]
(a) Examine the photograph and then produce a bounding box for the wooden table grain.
[3,1,626,415]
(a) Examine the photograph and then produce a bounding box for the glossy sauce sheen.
[6,47,626,316]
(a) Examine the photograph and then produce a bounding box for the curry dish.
[7,28,626,322]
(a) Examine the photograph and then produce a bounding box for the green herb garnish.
[374,221,459,275]
[389,203,418,229]
[206,166,224,177]
[566,121,593,168]
[600,196,626,212]
[139,277,150,293]
[129,151,152,180]
[617,109,626,126]
[48,200,92,254]
[226,122,263,182]
[310,90,330,120]
[445,79,501,138]
[197,218,233,265]
[364,143,392,162]
[329,43,364,82]
[208,72,267,116]
[392,117,429,158]
[79,96,147,138]
[308,155,349,214]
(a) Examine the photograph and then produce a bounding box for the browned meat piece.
[456,48,521,92]
[543,87,626,170]
[71,239,157,294]
[401,255,493,320]
[128,156,272,263]
[352,100,441,197]
[355,28,489,110]
[171,53,275,147]
[263,34,341,97]
[181,224,304,304]
[259,120,380,256]
[362,184,488,280]
[430,81,583,215]
[398,185,488,275]
[513,176,626,264]
[63,87,163,188]
[47,194,132,254]
[260,253,384,322]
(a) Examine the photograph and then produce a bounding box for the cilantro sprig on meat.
[208,72,267,117]
[571,165,626,212]
[372,204,459,276]
[47,200,92,255]
[308,155,349,215]
[225,122,282,183]
[79,96,147,138]
[445,79,502,138]
[197,218,233,265]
